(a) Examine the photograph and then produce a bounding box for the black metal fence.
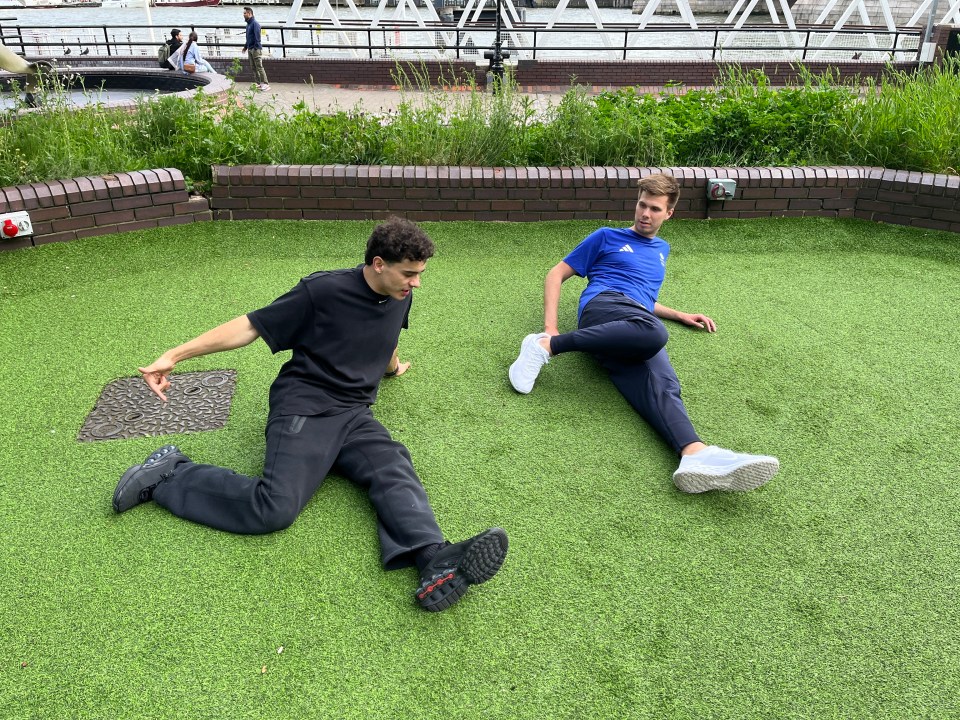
[0,19,925,63]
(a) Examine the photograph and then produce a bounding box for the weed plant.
[825,56,960,174]
[2,59,960,188]
[383,64,537,165]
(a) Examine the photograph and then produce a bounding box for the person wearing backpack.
[158,28,182,70]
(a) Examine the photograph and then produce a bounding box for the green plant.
[825,57,960,173]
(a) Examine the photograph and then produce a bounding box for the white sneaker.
[509,333,550,394]
[673,446,779,493]
[258,83,271,91]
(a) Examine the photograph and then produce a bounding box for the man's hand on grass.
[390,360,411,377]
[679,312,717,333]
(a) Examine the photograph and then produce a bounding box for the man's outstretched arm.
[139,314,261,401]
[543,261,578,335]
[653,302,716,333]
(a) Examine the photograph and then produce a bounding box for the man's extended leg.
[334,409,508,611]
[601,349,701,454]
[116,412,351,533]
[601,349,778,493]
[510,291,778,492]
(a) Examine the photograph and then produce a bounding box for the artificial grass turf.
[1,217,959,719]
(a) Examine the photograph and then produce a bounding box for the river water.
[1,4,907,62]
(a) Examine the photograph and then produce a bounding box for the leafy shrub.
[2,60,959,188]
[824,56,960,174]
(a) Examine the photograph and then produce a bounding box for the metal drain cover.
[78,370,237,442]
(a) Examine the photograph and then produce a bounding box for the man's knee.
[255,499,301,534]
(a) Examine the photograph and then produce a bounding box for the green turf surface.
[2,218,958,719]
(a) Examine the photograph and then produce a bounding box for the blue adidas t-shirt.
[563,226,670,321]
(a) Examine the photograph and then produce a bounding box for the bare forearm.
[164,315,260,364]
[543,268,568,334]
[653,302,681,322]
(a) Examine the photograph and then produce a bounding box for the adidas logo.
[619,244,634,253]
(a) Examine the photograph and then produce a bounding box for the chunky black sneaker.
[113,445,188,513]
[415,527,508,612]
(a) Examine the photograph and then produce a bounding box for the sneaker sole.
[673,458,779,493]
[112,445,184,513]
[459,527,508,585]
[418,528,509,612]
[508,335,546,394]
[112,464,145,512]
[508,360,532,394]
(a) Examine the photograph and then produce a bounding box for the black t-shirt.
[247,265,410,416]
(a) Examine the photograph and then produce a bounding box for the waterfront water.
[0,4,916,62]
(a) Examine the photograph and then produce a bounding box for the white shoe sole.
[508,334,547,394]
[673,457,779,493]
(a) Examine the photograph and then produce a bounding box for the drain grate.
[78,370,237,442]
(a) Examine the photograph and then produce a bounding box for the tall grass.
[2,59,960,189]
[825,56,960,174]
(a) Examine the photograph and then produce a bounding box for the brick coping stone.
[2,165,959,251]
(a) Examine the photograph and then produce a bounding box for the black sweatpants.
[152,406,445,569]
[549,291,701,454]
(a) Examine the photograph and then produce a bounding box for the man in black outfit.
[164,29,183,70]
[113,218,508,612]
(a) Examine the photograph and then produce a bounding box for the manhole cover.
[78,370,237,442]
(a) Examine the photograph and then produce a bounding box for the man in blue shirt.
[241,6,270,91]
[509,173,779,493]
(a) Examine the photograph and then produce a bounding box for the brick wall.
[208,165,960,232]
[0,169,212,251]
[4,166,959,252]
[513,60,922,90]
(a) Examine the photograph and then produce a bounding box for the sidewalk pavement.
[240,81,696,116]
[240,81,570,116]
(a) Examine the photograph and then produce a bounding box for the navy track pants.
[549,291,701,453]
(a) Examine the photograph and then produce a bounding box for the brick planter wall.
[0,169,212,251]
[3,166,959,252]
[514,60,919,90]
[209,165,960,233]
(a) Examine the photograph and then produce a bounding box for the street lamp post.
[483,0,509,94]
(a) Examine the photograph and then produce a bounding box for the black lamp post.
[483,0,510,94]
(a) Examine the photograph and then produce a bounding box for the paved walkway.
[242,82,695,116]
[242,82,567,115]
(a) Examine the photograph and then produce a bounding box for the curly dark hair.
[364,217,435,265]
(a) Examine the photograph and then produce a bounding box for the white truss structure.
[544,0,619,59]
[810,0,898,61]
[287,0,365,58]
[719,0,804,60]
[457,0,532,59]
[630,0,711,60]
[270,0,936,64]
[907,0,960,25]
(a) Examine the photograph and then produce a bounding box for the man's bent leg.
[333,410,445,570]
[601,349,701,455]
[151,413,343,533]
[510,292,667,394]
[334,410,508,612]
[552,292,668,362]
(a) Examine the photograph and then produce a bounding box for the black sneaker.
[415,527,508,612]
[113,445,188,513]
